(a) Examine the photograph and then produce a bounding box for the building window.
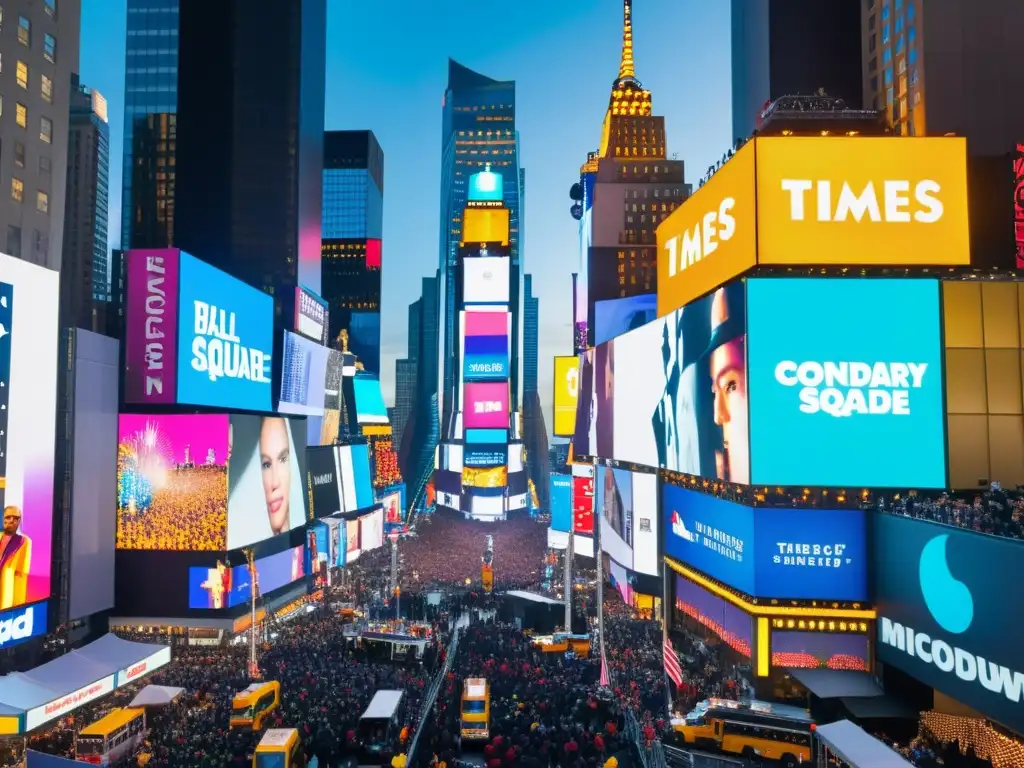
[43,0,55,18]
[17,14,28,46]
[43,33,55,63]
[11,178,23,203]
[6,226,21,259]
[15,102,26,128]
[15,60,26,88]
[882,23,890,44]
[36,190,48,214]
[39,116,52,143]
[40,74,52,102]
[14,141,24,168]
[39,155,51,176]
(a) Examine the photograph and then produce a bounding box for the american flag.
[599,648,610,687]
[664,638,683,688]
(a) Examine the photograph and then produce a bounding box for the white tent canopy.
[129,685,184,707]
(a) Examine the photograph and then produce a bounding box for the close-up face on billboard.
[875,514,1024,734]
[117,414,229,551]
[747,277,946,488]
[0,255,59,614]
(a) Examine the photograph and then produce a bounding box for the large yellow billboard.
[462,207,510,246]
[553,355,579,437]
[655,136,970,317]
[656,141,758,318]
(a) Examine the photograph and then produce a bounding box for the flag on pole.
[600,648,610,687]
[664,637,683,688]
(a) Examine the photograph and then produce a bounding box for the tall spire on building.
[618,0,636,82]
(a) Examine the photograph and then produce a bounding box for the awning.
[788,668,884,699]
[129,685,185,708]
[815,719,915,767]
[841,696,919,720]
[504,590,561,606]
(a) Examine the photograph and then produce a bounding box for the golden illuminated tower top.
[600,0,658,159]
[618,0,635,82]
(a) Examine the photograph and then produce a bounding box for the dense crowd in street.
[877,487,1024,539]
[115,466,228,551]
[887,731,995,768]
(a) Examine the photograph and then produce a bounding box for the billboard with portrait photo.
[227,415,308,550]
[0,254,59,610]
[117,414,229,551]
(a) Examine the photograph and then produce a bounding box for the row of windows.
[10,60,54,102]
[7,137,53,174]
[10,12,58,63]
[456,130,515,138]
[0,97,54,142]
[9,178,48,213]
[6,224,49,262]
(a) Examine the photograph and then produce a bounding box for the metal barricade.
[406,623,461,765]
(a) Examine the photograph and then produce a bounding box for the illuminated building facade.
[323,130,385,371]
[580,0,687,346]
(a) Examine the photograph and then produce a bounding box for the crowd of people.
[116,465,228,551]
[888,731,995,768]
[877,487,1024,539]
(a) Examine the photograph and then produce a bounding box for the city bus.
[357,690,404,764]
[672,698,814,766]
[75,707,147,765]
[231,681,281,732]
[460,677,490,741]
[253,728,306,768]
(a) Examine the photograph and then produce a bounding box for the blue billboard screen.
[188,545,304,609]
[353,376,388,424]
[594,293,657,347]
[463,334,509,380]
[748,278,946,488]
[175,253,274,411]
[550,473,572,532]
[464,447,506,467]
[663,485,867,601]
[465,428,506,444]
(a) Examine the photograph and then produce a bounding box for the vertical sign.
[124,249,181,404]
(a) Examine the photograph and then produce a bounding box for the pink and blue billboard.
[124,249,181,404]
[464,382,509,429]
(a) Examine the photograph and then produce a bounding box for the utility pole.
[390,534,400,620]
[244,548,261,680]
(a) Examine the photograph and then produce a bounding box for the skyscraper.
[581,0,686,347]
[61,77,109,330]
[523,274,538,396]
[173,0,326,315]
[120,0,178,251]
[0,0,80,268]
[401,273,440,512]
[731,0,863,142]
[438,60,523,424]
[392,357,417,456]
[322,130,384,372]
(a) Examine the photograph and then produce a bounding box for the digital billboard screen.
[463,257,510,304]
[227,415,308,550]
[663,485,867,601]
[747,278,946,488]
[176,252,274,412]
[294,285,328,344]
[608,281,749,483]
[346,518,360,561]
[464,382,509,430]
[463,334,509,381]
[279,331,329,416]
[124,249,180,404]
[350,444,375,510]
[572,349,595,455]
[597,465,632,569]
[875,513,1024,734]
[306,522,330,590]
[594,294,657,347]
[359,508,384,552]
[631,473,659,576]
[307,446,342,519]
[187,544,305,609]
[353,376,388,425]
[550,473,571,532]
[348,311,381,376]
[572,474,595,535]
[676,575,752,658]
[553,356,579,438]
[117,414,229,551]
[771,630,869,672]
[0,255,59,611]
[464,447,506,468]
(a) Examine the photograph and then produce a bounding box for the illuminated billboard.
[594,294,657,346]
[663,485,867,601]
[124,249,274,410]
[463,334,509,381]
[656,137,971,318]
[464,382,509,430]
[353,376,388,424]
[747,278,946,488]
[307,446,342,519]
[0,254,58,613]
[463,257,510,305]
[553,356,579,438]
[187,545,305,609]
[279,331,330,416]
[462,208,510,246]
[875,513,1024,734]
[294,285,328,344]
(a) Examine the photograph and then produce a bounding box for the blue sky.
[81,0,732,428]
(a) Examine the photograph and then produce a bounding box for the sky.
[81,0,732,433]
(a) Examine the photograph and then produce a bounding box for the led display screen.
[227,415,308,550]
[465,428,506,444]
[124,249,181,404]
[187,545,305,609]
[875,513,1024,735]
[346,518,360,562]
[747,278,945,488]
[572,475,595,535]
[353,376,388,424]
[348,312,381,376]
[468,169,503,202]
[0,255,58,611]
[463,382,509,430]
[549,473,571,532]
[350,444,375,510]
[463,334,509,381]
[307,446,342,519]
[379,491,402,525]
[462,208,510,245]
[663,485,867,601]
[294,285,328,344]
[676,575,752,658]
[371,438,402,488]
[771,630,869,672]
[117,414,229,551]
[176,252,274,411]
[594,294,657,347]
[463,257,510,304]
[553,356,579,438]
[631,473,659,576]
[464,447,506,468]
[597,465,633,570]
[279,331,330,416]
[359,508,384,552]
[306,521,330,590]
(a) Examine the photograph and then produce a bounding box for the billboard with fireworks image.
[116,414,229,551]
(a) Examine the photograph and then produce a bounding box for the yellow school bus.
[75,708,147,766]
[253,728,305,768]
[460,677,490,741]
[231,681,281,732]
[673,698,813,767]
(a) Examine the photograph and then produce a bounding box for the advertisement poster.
[279,331,329,416]
[748,278,945,488]
[463,334,509,381]
[294,285,328,344]
[359,509,384,552]
[227,415,308,550]
[631,474,659,576]
[549,474,572,532]
[663,485,867,601]
[463,257,510,304]
[875,513,1024,735]
[464,382,509,430]
[353,377,389,425]
[0,256,58,610]
[553,356,579,438]
[594,294,657,347]
[307,446,342,519]
[572,475,595,535]
[175,252,274,411]
[188,545,304,609]
[597,466,633,569]
[124,249,180,404]
[610,281,749,483]
[346,519,361,561]
[117,414,229,552]
[350,444,375,510]
[572,349,595,455]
